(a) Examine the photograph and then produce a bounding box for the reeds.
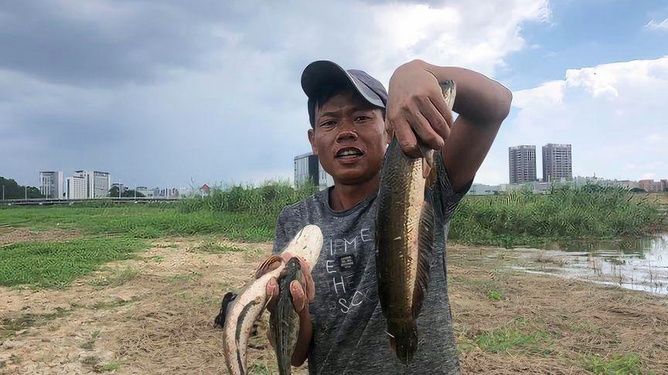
[450,185,664,248]
[179,180,317,216]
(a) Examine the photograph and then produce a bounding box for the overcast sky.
[1,0,667,188]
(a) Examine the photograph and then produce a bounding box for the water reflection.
[514,234,668,295]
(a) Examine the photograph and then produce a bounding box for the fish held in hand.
[375,81,456,364]
[222,225,323,375]
[270,257,304,375]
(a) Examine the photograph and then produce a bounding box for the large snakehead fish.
[375,80,456,364]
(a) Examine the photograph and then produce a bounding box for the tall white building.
[74,170,112,198]
[66,175,87,199]
[39,171,64,199]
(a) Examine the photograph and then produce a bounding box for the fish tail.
[387,319,418,364]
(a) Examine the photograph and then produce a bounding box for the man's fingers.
[418,98,451,141]
[429,90,455,126]
[266,278,278,311]
[297,257,316,302]
[392,117,421,158]
[406,108,444,150]
[290,280,306,312]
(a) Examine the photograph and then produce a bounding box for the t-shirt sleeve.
[432,151,473,222]
[272,207,292,255]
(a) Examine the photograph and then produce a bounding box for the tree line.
[0,176,44,199]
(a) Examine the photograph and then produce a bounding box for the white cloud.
[645,18,668,31]
[473,56,668,184]
[1,0,550,186]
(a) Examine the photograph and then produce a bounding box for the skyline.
[1,1,667,187]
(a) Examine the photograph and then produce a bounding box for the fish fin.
[387,320,418,364]
[255,255,283,279]
[214,291,238,329]
[387,331,397,353]
[412,200,435,319]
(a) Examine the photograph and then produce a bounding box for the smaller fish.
[270,257,303,375]
[222,225,323,375]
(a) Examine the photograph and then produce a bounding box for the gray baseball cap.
[301,60,388,127]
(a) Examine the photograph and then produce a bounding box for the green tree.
[0,176,44,199]
[108,186,145,198]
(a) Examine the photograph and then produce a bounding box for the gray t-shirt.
[273,154,469,374]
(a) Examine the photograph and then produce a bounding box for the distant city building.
[39,171,64,199]
[294,152,333,190]
[508,145,537,184]
[66,175,87,199]
[74,170,111,198]
[638,179,666,192]
[469,183,502,195]
[542,143,572,182]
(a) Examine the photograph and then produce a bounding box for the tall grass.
[179,181,317,216]
[450,185,663,248]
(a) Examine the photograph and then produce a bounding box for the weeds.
[190,241,245,254]
[583,353,644,374]
[0,307,70,338]
[487,289,504,301]
[89,267,140,288]
[451,185,663,248]
[476,326,551,354]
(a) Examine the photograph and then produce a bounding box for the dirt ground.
[1,234,666,374]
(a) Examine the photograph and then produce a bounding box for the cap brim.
[301,60,385,109]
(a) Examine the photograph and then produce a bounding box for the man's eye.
[355,116,370,122]
[320,120,336,128]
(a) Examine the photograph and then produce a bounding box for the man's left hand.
[386,59,454,158]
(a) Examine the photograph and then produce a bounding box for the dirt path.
[1,238,666,374]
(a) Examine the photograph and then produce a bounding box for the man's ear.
[308,128,317,155]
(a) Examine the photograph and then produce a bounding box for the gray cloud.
[0,0,548,188]
[0,1,228,86]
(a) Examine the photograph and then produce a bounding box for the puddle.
[512,234,668,295]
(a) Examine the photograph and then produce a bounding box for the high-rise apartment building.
[39,171,64,199]
[66,175,87,199]
[74,170,112,198]
[508,145,537,184]
[542,144,572,182]
[294,152,333,190]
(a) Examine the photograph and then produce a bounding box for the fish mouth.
[335,147,365,161]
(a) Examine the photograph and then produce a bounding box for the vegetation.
[583,353,644,375]
[0,238,144,287]
[0,182,663,287]
[450,185,664,248]
[0,176,43,199]
[179,180,317,216]
[109,186,145,198]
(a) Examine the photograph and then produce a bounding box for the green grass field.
[0,183,664,287]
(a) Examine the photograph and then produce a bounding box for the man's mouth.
[335,147,364,159]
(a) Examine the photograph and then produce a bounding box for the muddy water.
[513,234,668,295]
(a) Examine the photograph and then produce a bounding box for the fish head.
[285,257,302,272]
[283,225,323,266]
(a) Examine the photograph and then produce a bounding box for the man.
[266,59,512,374]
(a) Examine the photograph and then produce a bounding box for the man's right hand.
[259,252,315,366]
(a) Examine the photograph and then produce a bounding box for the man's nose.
[336,119,358,143]
[336,129,358,143]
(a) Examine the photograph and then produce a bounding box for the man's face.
[308,91,388,185]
